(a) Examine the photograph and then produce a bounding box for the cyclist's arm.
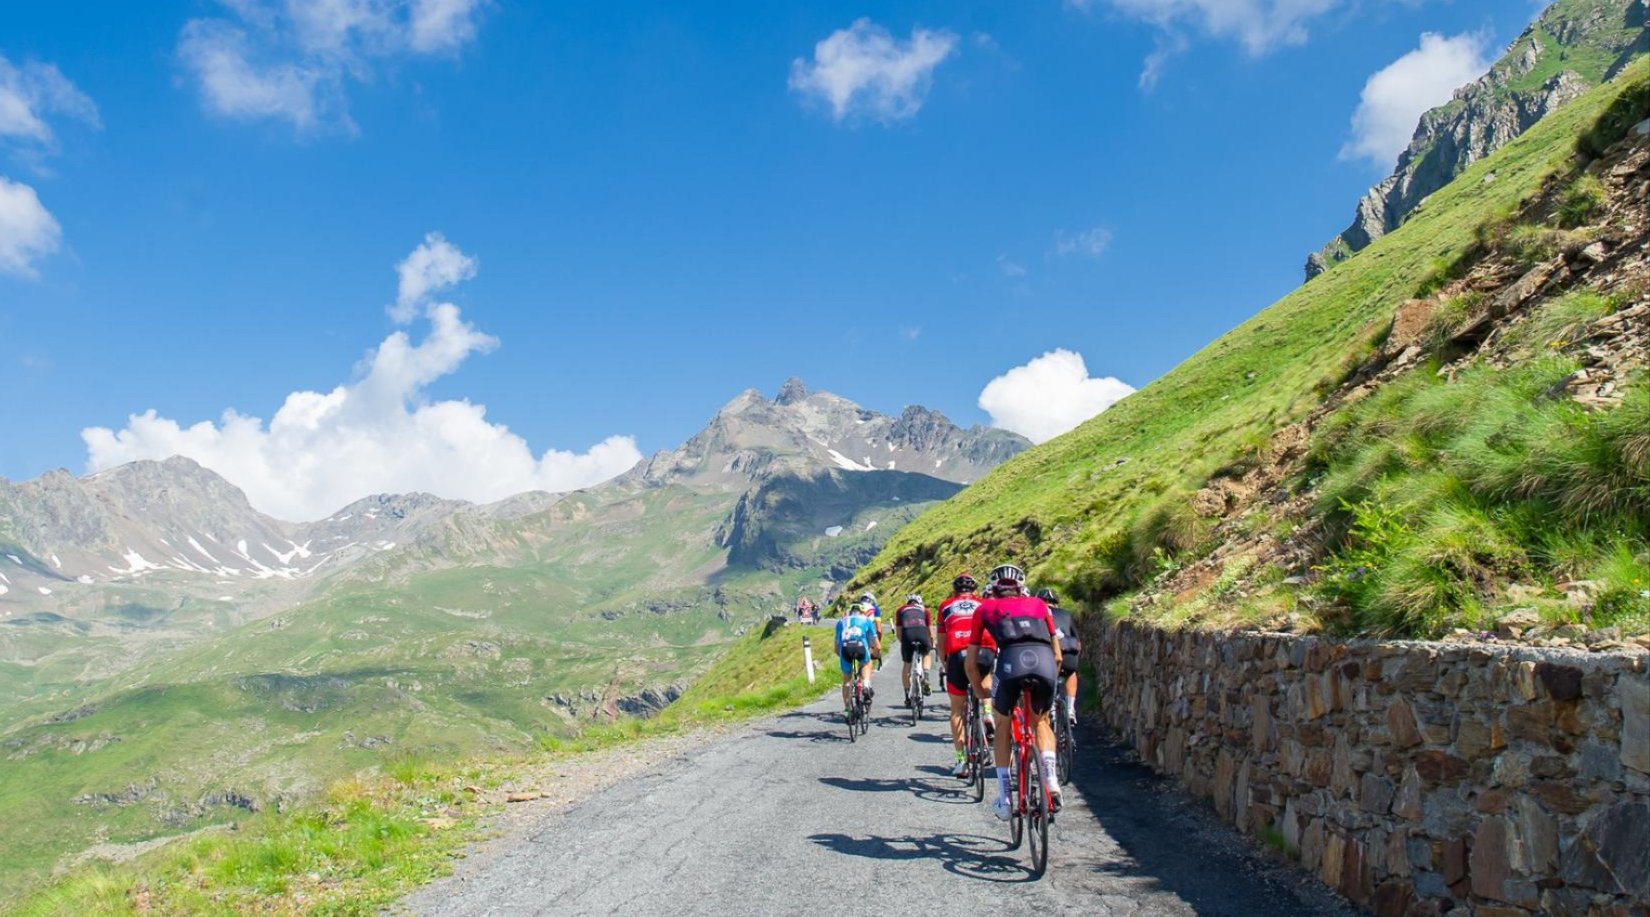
[965,608,989,696]
[1046,609,1063,669]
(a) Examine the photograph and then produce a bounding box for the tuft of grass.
[1557,173,1607,228]
[1311,361,1648,636]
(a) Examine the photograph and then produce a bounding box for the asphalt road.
[399,685,1359,917]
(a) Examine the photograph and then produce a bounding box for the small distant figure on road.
[795,597,817,624]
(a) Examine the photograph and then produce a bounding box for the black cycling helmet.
[1035,587,1059,605]
[952,573,977,593]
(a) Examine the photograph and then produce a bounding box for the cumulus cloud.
[789,18,959,123]
[82,235,642,521]
[1069,0,1348,83]
[0,176,61,277]
[178,0,488,131]
[1053,226,1114,259]
[393,231,476,322]
[0,55,100,148]
[0,55,95,279]
[1341,32,1492,168]
[979,349,1134,443]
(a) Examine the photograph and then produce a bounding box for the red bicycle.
[1007,692,1053,877]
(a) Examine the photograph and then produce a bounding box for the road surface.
[399,687,1358,916]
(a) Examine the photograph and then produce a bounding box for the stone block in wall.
[1560,800,1649,898]
[1362,773,1397,814]
[1621,671,1648,776]
[1389,698,1424,748]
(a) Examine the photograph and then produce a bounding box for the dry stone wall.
[1086,618,1650,916]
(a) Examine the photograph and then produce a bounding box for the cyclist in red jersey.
[966,563,1063,820]
[941,573,995,777]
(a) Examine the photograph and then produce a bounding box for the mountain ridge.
[1306,0,1647,280]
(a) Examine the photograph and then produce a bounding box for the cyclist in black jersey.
[1038,588,1081,725]
[894,594,933,704]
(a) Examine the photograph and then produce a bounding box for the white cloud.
[178,0,488,131]
[789,18,959,124]
[997,255,1027,277]
[1053,226,1114,258]
[0,55,100,147]
[979,349,1134,443]
[1341,31,1492,168]
[0,176,61,277]
[393,231,477,322]
[82,235,642,521]
[1070,0,1348,82]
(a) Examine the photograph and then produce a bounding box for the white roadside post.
[803,636,816,683]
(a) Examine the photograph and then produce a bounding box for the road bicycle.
[905,651,929,726]
[963,692,990,802]
[844,659,871,742]
[1052,693,1076,787]
[1007,692,1053,878]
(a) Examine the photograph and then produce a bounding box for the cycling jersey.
[971,594,1060,714]
[943,593,976,630]
[1051,606,1080,676]
[939,595,990,656]
[969,594,1058,649]
[836,612,875,675]
[942,595,996,697]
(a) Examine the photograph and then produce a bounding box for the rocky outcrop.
[1308,0,1647,280]
[626,379,1028,490]
[1088,617,1650,915]
[719,468,963,570]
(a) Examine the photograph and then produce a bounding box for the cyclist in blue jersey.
[836,602,881,717]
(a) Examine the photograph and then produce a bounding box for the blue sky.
[0,0,1551,518]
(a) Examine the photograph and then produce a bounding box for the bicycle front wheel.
[1056,708,1075,786]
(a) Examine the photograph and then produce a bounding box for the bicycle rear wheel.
[1027,742,1050,878]
[1008,744,1025,850]
[846,688,857,743]
[967,702,986,801]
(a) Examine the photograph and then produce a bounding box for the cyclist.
[894,594,934,706]
[1038,587,1081,726]
[858,592,885,669]
[836,601,881,719]
[942,573,993,777]
[967,563,1062,820]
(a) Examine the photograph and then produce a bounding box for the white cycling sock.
[1042,751,1060,791]
[995,767,1010,798]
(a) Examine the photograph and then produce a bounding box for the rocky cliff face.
[1307,0,1647,280]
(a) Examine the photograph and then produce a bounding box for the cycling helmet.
[952,573,977,593]
[859,592,876,604]
[848,601,867,616]
[905,593,923,606]
[1035,587,1059,605]
[989,564,1026,593]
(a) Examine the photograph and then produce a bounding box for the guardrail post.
[803,636,816,683]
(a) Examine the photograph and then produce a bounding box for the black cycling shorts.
[992,643,1059,715]
[899,629,933,662]
[1059,651,1080,678]
[946,647,997,690]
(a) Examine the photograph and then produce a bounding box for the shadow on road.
[1060,726,1357,915]
[818,772,978,807]
[905,731,950,744]
[808,832,1035,883]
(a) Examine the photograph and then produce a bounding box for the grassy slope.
[851,59,1649,622]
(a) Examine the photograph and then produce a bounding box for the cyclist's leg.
[899,638,914,698]
[839,653,855,710]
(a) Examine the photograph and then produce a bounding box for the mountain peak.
[775,378,808,406]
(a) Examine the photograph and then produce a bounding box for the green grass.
[848,58,1650,635]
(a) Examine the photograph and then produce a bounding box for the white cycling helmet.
[905,593,923,606]
[989,564,1026,592]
